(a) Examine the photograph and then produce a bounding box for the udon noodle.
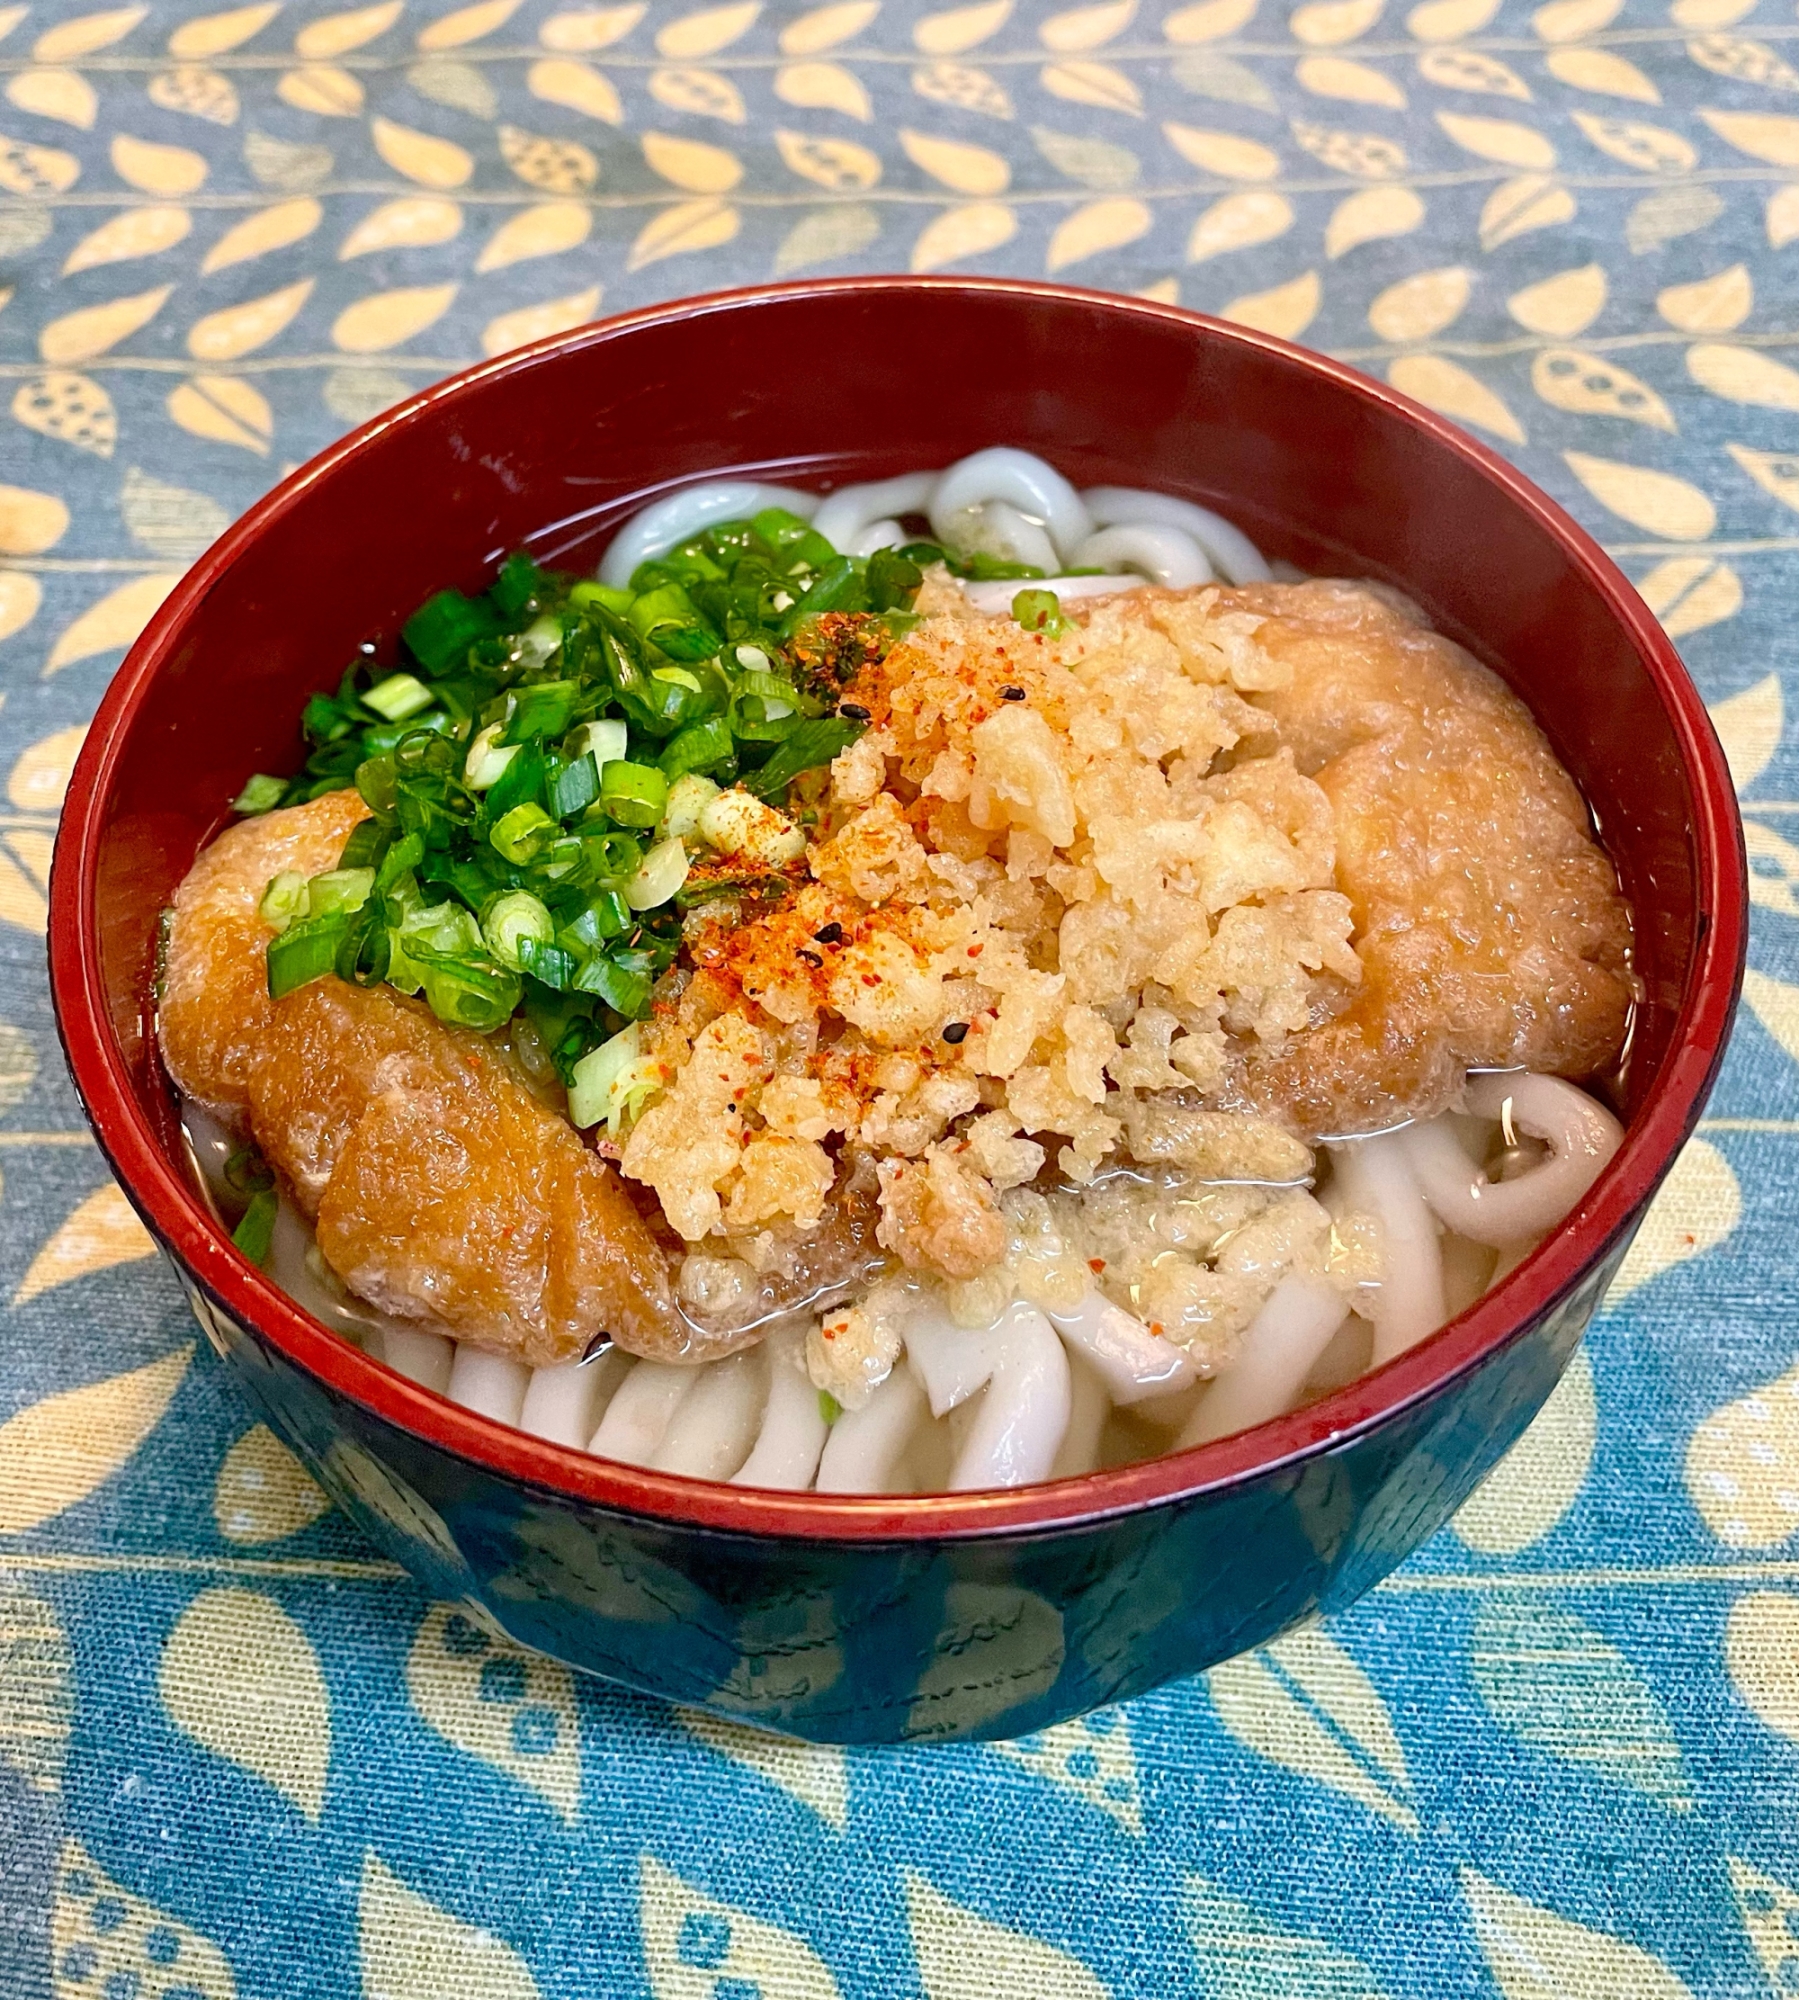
[163,449,1634,1494]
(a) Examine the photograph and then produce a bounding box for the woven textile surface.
[1,0,1797,1991]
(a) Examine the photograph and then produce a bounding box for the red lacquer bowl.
[49,280,1745,1742]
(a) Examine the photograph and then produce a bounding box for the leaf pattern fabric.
[1,0,1798,1991]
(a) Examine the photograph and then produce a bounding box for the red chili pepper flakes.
[1089,1257,1106,1273]
[967,943,983,958]
[861,973,881,987]
[1150,1322,1165,1336]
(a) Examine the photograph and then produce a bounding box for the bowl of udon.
[50,278,1744,1743]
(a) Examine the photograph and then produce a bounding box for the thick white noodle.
[904,1305,1002,1416]
[937,498,1061,574]
[650,1348,765,1478]
[518,1356,610,1448]
[945,1303,1072,1492]
[369,1326,455,1395]
[1178,1276,1350,1447]
[1043,1288,1197,1404]
[930,447,1095,563]
[1072,523,1213,588]
[849,517,905,557]
[1081,486,1272,585]
[598,480,820,587]
[589,1358,697,1466]
[1330,1131,1447,1366]
[811,471,939,552]
[1407,1073,1623,1248]
[445,1348,530,1425]
[961,573,1144,614]
[1049,1355,1109,1480]
[732,1327,829,1489]
[815,1364,928,1494]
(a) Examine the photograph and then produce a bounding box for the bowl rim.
[49,274,1747,1545]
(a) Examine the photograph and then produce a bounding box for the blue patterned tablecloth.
[2,0,1798,1991]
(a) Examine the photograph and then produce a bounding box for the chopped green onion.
[338,818,388,871]
[224,1143,275,1194]
[569,717,627,768]
[464,722,520,791]
[364,672,435,722]
[742,717,863,802]
[517,935,578,988]
[779,555,866,636]
[491,550,547,622]
[232,773,286,816]
[659,716,733,781]
[624,834,689,911]
[305,867,375,917]
[1011,588,1071,638]
[598,759,668,828]
[661,770,721,839]
[490,801,556,864]
[258,871,308,932]
[267,912,351,998]
[571,952,653,1017]
[482,741,544,821]
[584,830,642,881]
[569,579,634,616]
[374,829,424,893]
[502,680,581,745]
[403,588,500,676]
[515,611,563,666]
[568,1023,643,1129]
[548,751,600,821]
[232,1187,278,1265]
[866,546,923,612]
[482,888,554,970]
[818,1389,842,1424]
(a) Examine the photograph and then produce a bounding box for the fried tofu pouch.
[158,790,683,1367]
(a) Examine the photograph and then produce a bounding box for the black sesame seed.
[839,702,871,721]
[941,1021,970,1044]
[1001,685,1026,701]
[813,922,844,944]
[797,948,823,967]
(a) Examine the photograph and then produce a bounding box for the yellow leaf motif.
[167,374,273,454]
[333,282,457,352]
[681,1710,850,1825]
[1390,353,1525,441]
[1480,174,1575,249]
[1298,54,1406,104]
[12,371,117,455]
[360,1853,543,2000]
[1292,121,1407,175]
[905,1871,1109,2000]
[1041,61,1143,114]
[1689,33,1799,89]
[642,128,741,190]
[1224,268,1321,337]
[54,1840,238,2000]
[1417,47,1530,97]
[539,4,645,49]
[160,1587,332,1818]
[406,1600,580,1817]
[1325,183,1424,254]
[170,3,283,57]
[915,0,1011,53]
[1709,673,1782,791]
[913,57,1011,114]
[1688,342,1799,414]
[655,0,759,57]
[1729,1593,1799,1743]
[0,135,81,194]
[1729,1857,1799,1993]
[1291,0,1384,44]
[417,0,522,48]
[338,194,460,258]
[1047,195,1151,269]
[1164,122,1280,178]
[0,4,23,37]
[201,196,321,271]
[40,285,172,365]
[1407,0,1501,38]
[1368,264,1470,339]
[1570,112,1695,174]
[1208,1623,1418,1831]
[628,198,738,269]
[1547,46,1658,100]
[1189,189,1293,262]
[1164,0,1259,37]
[1564,451,1714,539]
[112,131,209,192]
[1769,186,1799,249]
[15,1183,155,1305]
[498,123,599,190]
[7,67,99,129]
[371,114,473,187]
[1701,108,1799,167]
[294,0,402,56]
[1042,0,1136,50]
[994,1712,1142,1834]
[10,724,86,808]
[527,54,623,120]
[0,1588,71,1793]
[643,1855,845,1999]
[480,284,600,354]
[147,65,241,124]
[1744,964,1799,1064]
[475,200,587,270]
[1729,442,1799,519]
[0,485,68,555]
[35,5,146,59]
[902,127,1010,192]
[0,575,41,645]
[45,571,180,674]
[187,277,314,359]
[907,200,1014,271]
[0,1346,191,1534]
[215,1424,330,1543]
[1462,1868,1697,1998]
[1437,109,1554,167]
[775,200,881,269]
[775,127,882,187]
[1689,1358,1799,1549]
[1658,265,1751,332]
[276,63,364,113]
[1508,261,1604,335]
[1531,0,1619,38]
[774,60,873,118]
[1635,555,1740,638]
[1453,1347,1595,1553]
[1532,348,1674,430]
[1035,126,1140,186]
[1673,0,1753,18]
[780,1,880,54]
[650,64,748,121]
